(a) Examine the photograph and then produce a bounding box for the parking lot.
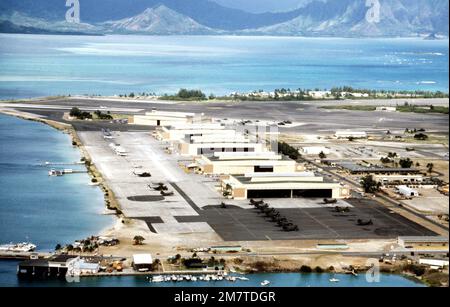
[79,130,437,242]
[175,198,436,241]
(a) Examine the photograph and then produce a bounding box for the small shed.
[132,254,153,272]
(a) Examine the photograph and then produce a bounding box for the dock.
[42,161,85,166]
[0,251,52,260]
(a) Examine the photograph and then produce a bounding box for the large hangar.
[221,172,350,200]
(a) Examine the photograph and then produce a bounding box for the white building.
[156,123,235,141]
[221,172,350,200]
[300,146,331,155]
[309,91,332,99]
[177,138,265,156]
[132,254,153,272]
[131,110,209,126]
[341,92,370,98]
[195,152,300,175]
[419,259,449,269]
[374,174,424,185]
[376,106,397,112]
[335,130,367,139]
[397,185,419,197]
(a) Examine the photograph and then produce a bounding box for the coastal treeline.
[161,89,207,101]
[153,86,448,102]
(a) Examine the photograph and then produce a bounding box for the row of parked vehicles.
[249,199,299,232]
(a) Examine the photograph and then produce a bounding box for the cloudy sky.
[211,0,320,13]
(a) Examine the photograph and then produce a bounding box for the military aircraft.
[263,208,277,216]
[268,212,281,220]
[276,217,289,226]
[334,206,351,213]
[323,198,338,204]
[256,203,269,211]
[357,219,373,226]
[160,190,174,197]
[249,199,265,206]
[134,171,151,177]
[149,183,168,191]
[282,223,299,232]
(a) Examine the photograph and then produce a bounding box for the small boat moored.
[0,242,37,252]
[261,280,270,286]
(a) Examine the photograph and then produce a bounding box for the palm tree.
[426,163,434,174]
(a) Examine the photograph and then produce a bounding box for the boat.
[237,276,249,281]
[329,278,340,283]
[0,242,37,252]
[151,275,164,283]
[48,169,63,176]
[261,280,270,286]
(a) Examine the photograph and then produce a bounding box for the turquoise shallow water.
[0,113,114,285]
[0,34,448,99]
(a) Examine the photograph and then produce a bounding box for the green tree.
[360,175,381,193]
[399,158,413,168]
[69,107,81,117]
[318,151,327,159]
[426,163,434,174]
[387,152,398,158]
[133,235,145,245]
[278,142,301,160]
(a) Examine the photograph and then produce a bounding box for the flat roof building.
[300,146,331,155]
[335,130,367,139]
[195,152,300,175]
[398,236,448,249]
[131,110,210,127]
[374,174,424,185]
[177,138,265,156]
[221,172,350,200]
[156,123,236,141]
[336,162,420,175]
[132,254,153,272]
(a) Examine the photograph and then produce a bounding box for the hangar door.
[293,189,332,198]
[247,189,332,198]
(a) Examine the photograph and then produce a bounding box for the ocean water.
[0,113,114,286]
[0,267,425,287]
[0,34,448,99]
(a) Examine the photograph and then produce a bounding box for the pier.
[0,251,52,260]
[42,161,85,166]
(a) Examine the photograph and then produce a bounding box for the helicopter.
[357,219,373,226]
[323,198,338,204]
[334,206,351,213]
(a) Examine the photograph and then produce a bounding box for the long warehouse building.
[195,152,301,175]
[221,172,350,200]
